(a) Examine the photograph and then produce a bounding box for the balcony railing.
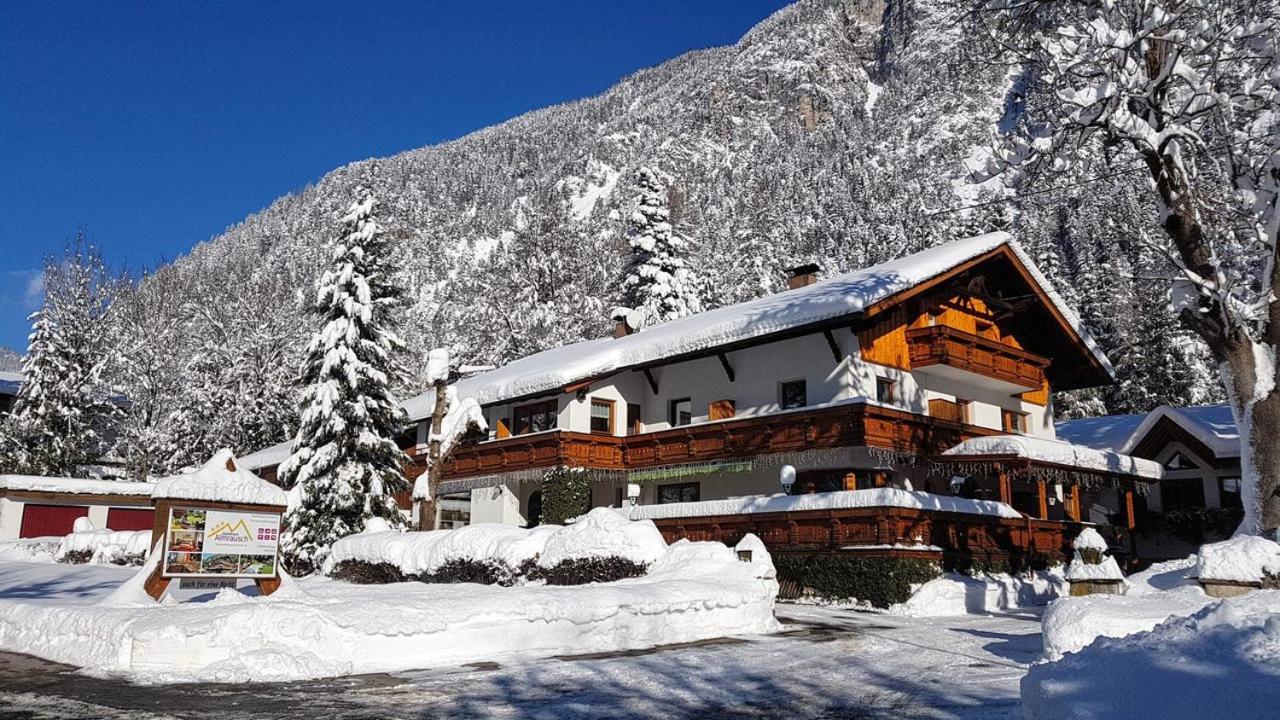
[441,403,999,479]
[906,325,1049,390]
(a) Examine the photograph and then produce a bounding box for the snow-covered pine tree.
[621,167,703,325]
[278,188,410,575]
[0,238,120,476]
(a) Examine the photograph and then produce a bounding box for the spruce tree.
[0,239,120,476]
[621,167,702,325]
[278,188,410,575]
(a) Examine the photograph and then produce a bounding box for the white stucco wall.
[0,499,25,540]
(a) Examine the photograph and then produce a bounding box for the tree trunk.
[416,380,449,530]
[1222,339,1280,537]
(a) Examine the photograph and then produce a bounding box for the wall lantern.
[779,464,796,494]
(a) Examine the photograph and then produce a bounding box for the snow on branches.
[621,167,703,327]
[278,187,411,574]
[978,0,1280,534]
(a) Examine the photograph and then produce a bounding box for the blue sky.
[0,1,791,351]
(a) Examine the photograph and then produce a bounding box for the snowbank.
[624,488,1023,521]
[1195,534,1280,583]
[57,529,150,564]
[151,449,286,506]
[326,508,667,575]
[0,538,59,563]
[890,570,1065,617]
[0,535,778,683]
[942,434,1163,479]
[1023,590,1280,719]
[1040,557,1209,661]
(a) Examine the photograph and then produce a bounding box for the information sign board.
[161,506,280,579]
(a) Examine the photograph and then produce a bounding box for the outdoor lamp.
[626,483,641,506]
[779,464,796,493]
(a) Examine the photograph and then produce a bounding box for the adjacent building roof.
[942,434,1164,480]
[403,232,1113,420]
[0,475,154,497]
[1056,404,1239,461]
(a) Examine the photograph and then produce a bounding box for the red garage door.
[106,507,154,531]
[19,504,88,538]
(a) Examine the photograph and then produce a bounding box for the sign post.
[142,454,288,601]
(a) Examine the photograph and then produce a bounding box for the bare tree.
[976,0,1280,535]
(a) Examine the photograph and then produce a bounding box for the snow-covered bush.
[773,554,941,609]
[1066,527,1124,587]
[1195,535,1280,585]
[891,570,1066,617]
[56,528,150,566]
[324,509,669,587]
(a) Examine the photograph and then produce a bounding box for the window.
[876,377,897,405]
[1165,452,1193,470]
[627,403,642,435]
[657,482,700,504]
[1221,477,1242,510]
[1162,477,1205,512]
[589,398,614,434]
[1002,409,1028,435]
[669,398,692,426]
[512,399,558,436]
[779,379,807,410]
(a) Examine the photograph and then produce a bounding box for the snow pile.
[942,434,1163,479]
[326,508,667,575]
[624,488,1023,521]
[324,522,562,576]
[151,449,286,507]
[57,528,150,564]
[1023,590,1280,719]
[1065,527,1125,583]
[0,535,778,683]
[541,508,667,566]
[890,570,1066,617]
[1040,557,1208,660]
[0,538,59,563]
[1195,534,1280,583]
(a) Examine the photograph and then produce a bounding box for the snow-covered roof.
[942,435,1164,480]
[239,442,292,472]
[1054,413,1146,452]
[1121,404,1239,458]
[0,371,21,396]
[621,487,1025,521]
[151,449,287,506]
[402,232,1113,419]
[0,475,155,497]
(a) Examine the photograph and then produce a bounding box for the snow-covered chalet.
[245,232,1163,567]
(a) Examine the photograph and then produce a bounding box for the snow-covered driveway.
[0,562,1039,718]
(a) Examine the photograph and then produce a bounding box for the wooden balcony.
[906,325,1049,391]
[928,398,968,424]
[441,403,998,479]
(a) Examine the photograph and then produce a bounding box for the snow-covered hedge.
[890,570,1066,616]
[1024,590,1280,719]
[1195,534,1280,584]
[325,508,669,585]
[57,528,150,566]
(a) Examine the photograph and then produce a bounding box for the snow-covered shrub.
[1195,535,1280,586]
[414,558,507,586]
[1066,527,1124,589]
[539,508,666,568]
[538,467,591,525]
[59,548,94,565]
[329,561,405,584]
[56,528,150,566]
[773,554,941,608]
[535,557,649,586]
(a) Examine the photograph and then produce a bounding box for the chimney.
[610,307,640,338]
[614,321,633,338]
[785,263,820,290]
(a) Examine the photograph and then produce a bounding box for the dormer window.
[780,379,807,410]
[876,377,897,405]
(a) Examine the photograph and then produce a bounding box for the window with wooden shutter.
[589,398,615,434]
[708,399,735,420]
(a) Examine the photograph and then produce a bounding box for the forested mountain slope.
[114,0,1218,474]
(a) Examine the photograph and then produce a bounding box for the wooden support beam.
[998,471,1011,505]
[1069,484,1081,522]
[1037,480,1048,520]
[1124,490,1136,529]
[717,352,735,382]
[642,368,659,395]
[822,329,843,363]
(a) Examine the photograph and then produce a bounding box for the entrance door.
[19,504,88,538]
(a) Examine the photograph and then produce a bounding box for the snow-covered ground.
[0,529,777,684]
[0,559,1042,719]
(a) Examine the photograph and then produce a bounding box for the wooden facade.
[443,402,1000,480]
